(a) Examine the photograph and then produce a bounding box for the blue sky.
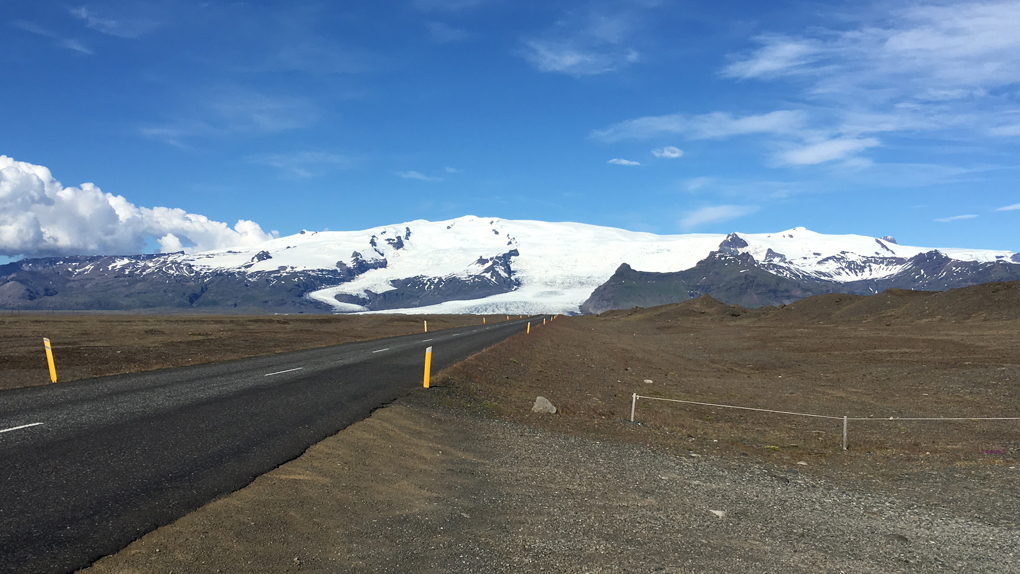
[1,0,1019,257]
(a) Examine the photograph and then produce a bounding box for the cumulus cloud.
[934,214,978,222]
[0,156,274,257]
[397,170,443,181]
[608,158,640,166]
[652,146,683,158]
[680,205,758,229]
[996,203,1020,211]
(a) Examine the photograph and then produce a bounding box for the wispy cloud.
[608,158,640,166]
[519,7,654,76]
[398,170,443,182]
[444,166,462,173]
[779,137,880,166]
[68,6,157,38]
[520,40,637,76]
[681,205,758,230]
[685,177,713,191]
[997,203,1020,211]
[652,146,683,159]
[141,88,319,146]
[14,20,93,55]
[250,152,354,178]
[934,214,979,222]
[427,22,473,43]
[598,2,1020,172]
[592,110,808,142]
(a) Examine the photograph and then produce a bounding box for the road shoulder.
[80,389,1016,573]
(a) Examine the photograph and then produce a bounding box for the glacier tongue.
[136,217,1015,315]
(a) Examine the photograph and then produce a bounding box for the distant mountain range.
[1,216,1018,314]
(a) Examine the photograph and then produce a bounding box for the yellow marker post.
[527,322,530,334]
[424,320,428,333]
[43,338,57,383]
[483,317,486,324]
[543,318,546,326]
[506,315,509,321]
[423,346,433,388]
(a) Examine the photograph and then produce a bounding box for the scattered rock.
[797,461,808,466]
[532,396,557,414]
[886,533,910,544]
[709,510,726,519]
[643,379,654,384]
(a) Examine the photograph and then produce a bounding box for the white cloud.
[608,158,641,166]
[997,203,1020,211]
[397,170,443,182]
[934,214,979,222]
[779,137,880,166]
[519,8,649,76]
[681,205,758,230]
[0,156,274,257]
[722,35,824,79]
[652,146,683,158]
[592,110,808,142]
[444,167,462,173]
[720,2,1020,137]
[520,40,637,76]
[250,151,353,178]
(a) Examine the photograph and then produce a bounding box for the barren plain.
[4,283,1020,572]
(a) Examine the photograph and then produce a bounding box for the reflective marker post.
[43,338,57,383]
[423,346,433,388]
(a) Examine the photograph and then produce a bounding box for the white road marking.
[372,348,390,353]
[0,422,44,434]
[264,367,304,377]
[422,338,432,342]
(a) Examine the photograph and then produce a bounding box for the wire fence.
[630,393,1020,450]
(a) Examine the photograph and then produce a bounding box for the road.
[0,316,543,574]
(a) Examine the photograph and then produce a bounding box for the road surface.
[0,317,542,573]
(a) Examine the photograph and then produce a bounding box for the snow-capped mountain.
[1,216,1017,314]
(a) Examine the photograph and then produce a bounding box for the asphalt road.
[0,316,544,574]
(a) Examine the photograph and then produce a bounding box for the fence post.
[843,416,848,451]
[631,393,637,422]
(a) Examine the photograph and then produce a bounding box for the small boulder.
[643,379,654,384]
[532,396,557,414]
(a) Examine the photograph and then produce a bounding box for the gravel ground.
[81,389,1020,573]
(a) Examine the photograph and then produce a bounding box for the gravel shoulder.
[80,388,1019,573]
